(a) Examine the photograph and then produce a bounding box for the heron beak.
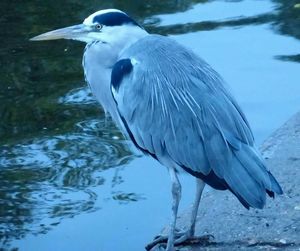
[30,24,89,41]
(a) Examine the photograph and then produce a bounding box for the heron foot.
[175,232,214,245]
[145,231,214,251]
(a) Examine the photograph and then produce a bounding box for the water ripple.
[0,119,133,247]
[58,87,96,105]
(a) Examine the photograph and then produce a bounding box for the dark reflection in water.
[0,0,299,250]
[0,117,132,247]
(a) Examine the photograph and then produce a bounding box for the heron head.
[31,9,147,46]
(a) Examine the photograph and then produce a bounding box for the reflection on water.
[0,0,300,250]
[0,117,132,247]
[59,86,95,105]
[152,0,277,26]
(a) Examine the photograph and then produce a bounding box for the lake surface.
[0,0,299,250]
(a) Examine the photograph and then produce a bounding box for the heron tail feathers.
[225,143,283,209]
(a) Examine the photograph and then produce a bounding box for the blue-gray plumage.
[31,9,283,251]
[112,35,282,210]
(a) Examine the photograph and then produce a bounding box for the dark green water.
[0,0,299,250]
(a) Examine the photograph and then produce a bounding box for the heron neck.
[82,27,148,123]
[119,27,149,55]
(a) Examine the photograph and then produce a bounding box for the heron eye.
[95,23,103,30]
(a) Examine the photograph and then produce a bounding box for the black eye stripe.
[92,12,141,27]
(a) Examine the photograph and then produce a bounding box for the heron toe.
[146,230,214,251]
[145,235,168,250]
[175,233,215,245]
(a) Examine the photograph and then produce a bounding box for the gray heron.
[31,9,283,251]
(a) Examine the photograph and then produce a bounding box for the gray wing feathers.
[112,35,282,209]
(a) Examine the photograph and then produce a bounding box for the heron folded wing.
[111,35,282,209]
[111,36,253,175]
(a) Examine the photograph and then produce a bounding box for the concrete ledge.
[154,112,300,250]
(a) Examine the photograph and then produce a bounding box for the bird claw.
[176,234,215,245]
[145,231,214,250]
[145,235,168,250]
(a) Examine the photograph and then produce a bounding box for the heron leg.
[146,178,210,251]
[166,167,181,251]
[175,178,205,244]
[188,179,205,236]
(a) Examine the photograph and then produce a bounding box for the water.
[0,0,299,250]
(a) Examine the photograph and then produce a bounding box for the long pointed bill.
[30,24,89,41]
